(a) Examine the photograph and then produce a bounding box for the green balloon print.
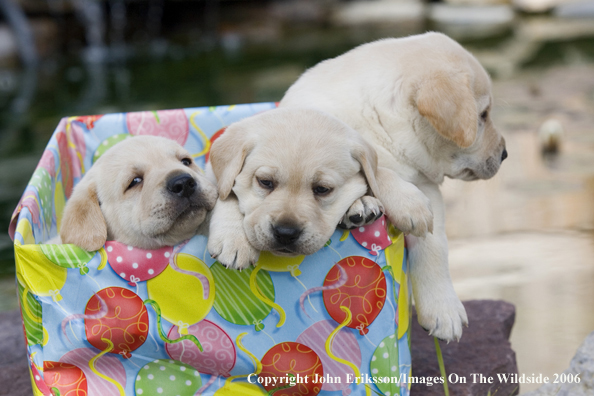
[29,167,53,229]
[18,282,43,346]
[41,244,95,275]
[211,261,274,331]
[135,359,202,396]
[93,134,131,163]
[370,332,400,396]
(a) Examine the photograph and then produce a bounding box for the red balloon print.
[43,361,87,396]
[205,127,226,162]
[126,109,189,145]
[84,287,149,359]
[351,215,392,256]
[260,342,324,396]
[105,241,172,286]
[323,256,387,335]
[74,115,103,129]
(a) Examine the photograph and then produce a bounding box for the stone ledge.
[411,300,519,396]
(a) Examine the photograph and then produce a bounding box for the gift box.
[9,103,412,396]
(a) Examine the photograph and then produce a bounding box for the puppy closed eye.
[127,176,143,190]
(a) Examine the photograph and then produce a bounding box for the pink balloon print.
[106,241,172,286]
[351,215,392,256]
[67,122,86,179]
[166,320,236,377]
[60,347,126,396]
[37,149,56,177]
[297,320,361,395]
[30,361,52,395]
[56,131,74,199]
[126,109,189,145]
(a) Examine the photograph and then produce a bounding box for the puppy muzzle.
[167,173,197,198]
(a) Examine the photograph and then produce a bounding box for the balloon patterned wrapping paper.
[9,103,412,396]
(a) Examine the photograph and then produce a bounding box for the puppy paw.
[339,196,384,229]
[208,229,259,270]
[385,190,433,237]
[416,295,468,342]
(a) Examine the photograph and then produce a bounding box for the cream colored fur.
[60,136,217,251]
[205,107,432,269]
[280,32,507,342]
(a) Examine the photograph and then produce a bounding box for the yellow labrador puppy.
[280,32,507,342]
[60,135,218,251]
[206,107,433,269]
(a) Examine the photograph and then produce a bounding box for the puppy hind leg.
[208,196,259,270]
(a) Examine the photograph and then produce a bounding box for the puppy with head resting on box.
[59,135,218,251]
[280,32,507,342]
[205,107,433,271]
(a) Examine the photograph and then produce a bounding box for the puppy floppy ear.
[209,123,254,200]
[59,174,107,251]
[416,71,478,148]
[351,137,381,198]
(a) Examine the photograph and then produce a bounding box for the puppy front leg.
[406,183,467,342]
[339,196,384,229]
[208,195,260,270]
[375,167,434,237]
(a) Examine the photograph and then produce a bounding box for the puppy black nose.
[501,149,508,162]
[272,224,302,245]
[167,174,196,198]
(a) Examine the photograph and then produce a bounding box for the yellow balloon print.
[384,225,409,339]
[147,253,215,333]
[54,181,66,232]
[214,382,266,396]
[15,243,67,301]
[16,218,36,245]
[256,251,305,275]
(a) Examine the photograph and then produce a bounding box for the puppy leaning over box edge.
[280,32,508,342]
[59,135,218,251]
[206,107,433,270]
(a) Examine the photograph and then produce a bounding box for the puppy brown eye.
[127,177,143,190]
[480,110,488,122]
[313,186,332,195]
[258,179,274,190]
[181,158,192,166]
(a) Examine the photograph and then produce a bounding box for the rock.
[445,0,512,6]
[538,118,564,154]
[428,5,515,40]
[521,331,594,396]
[513,0,569,13]
[269,0,329,24]
[0,310,32,396]
[330,0,425,27]
[411,300,519,396]
[516,17,594,41]
[0,25,18,65]
[554,0,594,18]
